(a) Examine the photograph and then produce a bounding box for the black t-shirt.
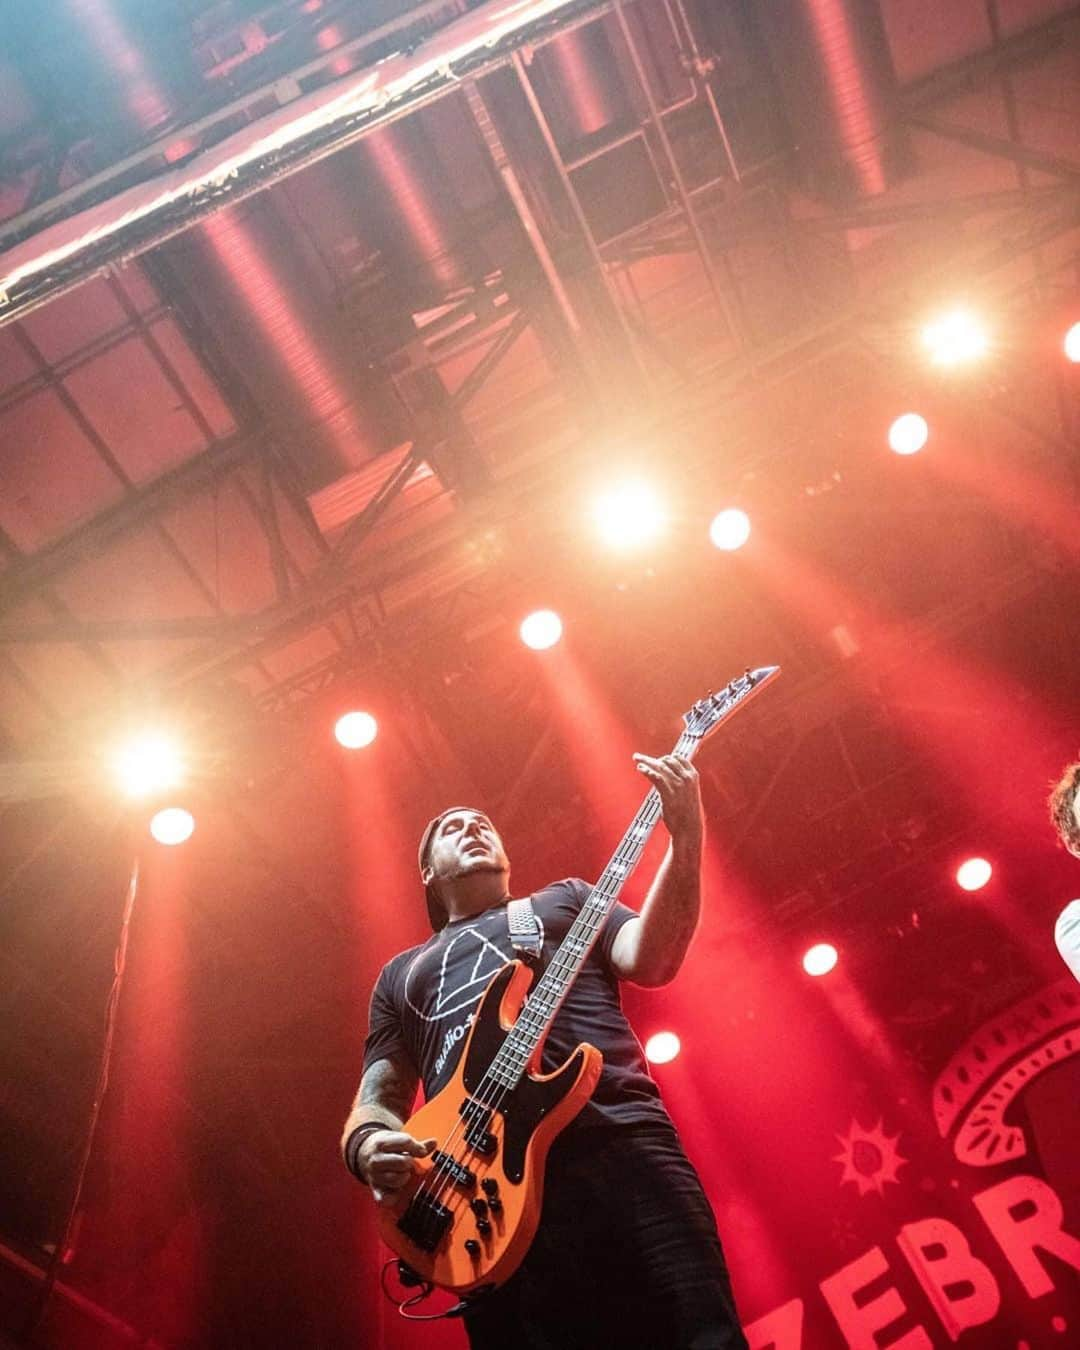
[362,878,671,1132]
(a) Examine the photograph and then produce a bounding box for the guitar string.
[408,722,702,1241]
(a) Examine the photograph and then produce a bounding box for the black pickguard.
[460,964,589,1185]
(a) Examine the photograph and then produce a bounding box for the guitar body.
[376,960,602,1295]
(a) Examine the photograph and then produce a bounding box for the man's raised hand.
[633,753,703,844]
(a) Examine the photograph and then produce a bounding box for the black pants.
[462,1122,748,1350]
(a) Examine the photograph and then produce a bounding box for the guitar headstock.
[683,665,780,743]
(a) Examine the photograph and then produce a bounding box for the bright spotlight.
[591,479,666,551]
[520,610,563,651]
[110,732,185,799]
[1065,322,1080,364]
[956,857,992,892]
[645,1031,681,1064]
[921,308,989,367]
[709,508,751,552]
[150,807,195,846]
[888,413,929,456]
[334,711,378,749]
[803,943,838,977]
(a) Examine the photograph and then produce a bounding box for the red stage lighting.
[520,610,563,651]
[335,711,378,749]
[709,508,751,552]
[956,857,992,891]
[645,1031,681,1064]
[150,807,195,846]
[803,943,838,977]
[1065,321,1080,364]
[888,413,929,455]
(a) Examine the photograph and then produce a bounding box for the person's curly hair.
[1049,758,1080,857]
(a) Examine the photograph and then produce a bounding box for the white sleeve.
[1054,900,1080,983]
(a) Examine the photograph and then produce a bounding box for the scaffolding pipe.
[0,0,606,328]
[611,0,745,347]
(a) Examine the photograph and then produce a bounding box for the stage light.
[150,807,195,846]
[803,943,838,977]
[921,308,989,367]
[591,479,666,551]
[1065,322,1080,363]
[645,1031,681,1064]
[110,732,186,799]
[520,610,563,651]
[335,711,378,749]
[709,508,751,552]
[888,413,929,455]
[956,857,992,891]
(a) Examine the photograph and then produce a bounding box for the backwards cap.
[417,807,486,932]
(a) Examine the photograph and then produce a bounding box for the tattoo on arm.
[341,1055,419,1153]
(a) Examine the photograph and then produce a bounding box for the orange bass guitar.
[377,666,780,1297]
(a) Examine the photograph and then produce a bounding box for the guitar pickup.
[459,1098,497,1156]
[464,1124,497,1155]
[432,1150,476,1189]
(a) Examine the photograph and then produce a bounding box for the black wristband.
[343,1121,393,1182]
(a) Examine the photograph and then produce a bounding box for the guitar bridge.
[397,1194,453,1253]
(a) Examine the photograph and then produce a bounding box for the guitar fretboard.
[490,728,698,1089]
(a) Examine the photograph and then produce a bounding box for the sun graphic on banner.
[834,1118,908,1197]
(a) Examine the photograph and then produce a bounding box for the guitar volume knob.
[464,1239,481,1257]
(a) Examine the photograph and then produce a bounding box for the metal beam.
[901,2,1080,114]
[463,83,586,348]
[0,431,259,615]
[510,48,653,384]
[0,0,610,327]
[799,185,1074,230]
[0,0,470,251]
[448,307,533,412]
[611,0,744,347]
[256,456,294,604]
[318,442,428,574]
[910,117,1080,183]
[0,615,260,645]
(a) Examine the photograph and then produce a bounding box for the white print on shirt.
[403,916,545,1022]
[434,1012,475,1076]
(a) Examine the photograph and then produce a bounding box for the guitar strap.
[506,896,543,962]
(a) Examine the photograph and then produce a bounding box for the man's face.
[425,810,510,886]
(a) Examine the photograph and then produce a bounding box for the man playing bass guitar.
[342,751,748,1349]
